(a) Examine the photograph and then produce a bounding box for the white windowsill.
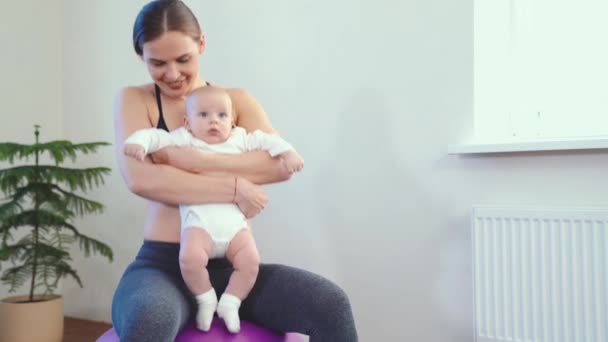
[448,136,608,154]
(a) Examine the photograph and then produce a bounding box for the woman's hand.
[124,144,146,161]
[234,177,268,219]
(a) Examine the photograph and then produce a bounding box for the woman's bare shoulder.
[115,83,155,101]
[221,86,275,133]
[114,84,156,117]
[208,81,248,98]
[223,86,252,100]
[113,84,158,135]
[220,86,258,112]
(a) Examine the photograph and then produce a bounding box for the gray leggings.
[111,241,358,342]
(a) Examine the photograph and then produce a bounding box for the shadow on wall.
[314,88,439,337]
[433,214,474,341]
[313,88,474,340]
[314,88,419,273]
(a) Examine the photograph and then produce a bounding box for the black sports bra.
[154,82,210,132]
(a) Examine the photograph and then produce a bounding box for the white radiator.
[473,206,608,342]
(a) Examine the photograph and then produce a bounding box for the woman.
[111,1,358,341]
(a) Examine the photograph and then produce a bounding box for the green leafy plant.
[0,125,113,302]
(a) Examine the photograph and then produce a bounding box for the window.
[474,0,608,142]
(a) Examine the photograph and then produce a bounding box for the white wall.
[0,0,63,142]
[3,1,608,341]
[0,0,63,299]
[59,0,151,320]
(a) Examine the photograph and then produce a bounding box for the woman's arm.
[113,86,237,205]
[151,149,291,184]
[150,88,293,184]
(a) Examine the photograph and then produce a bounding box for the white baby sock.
[195,288,218,331]
[216,293,242,333]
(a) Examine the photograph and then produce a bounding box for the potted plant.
[0,125,114,342]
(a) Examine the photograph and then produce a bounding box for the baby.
[123,86,303,333]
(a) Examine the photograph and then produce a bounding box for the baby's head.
[185,86,234,144]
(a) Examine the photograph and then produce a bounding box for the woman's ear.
[198,33,206,54]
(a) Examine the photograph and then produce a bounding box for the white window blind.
[474,0,608,142]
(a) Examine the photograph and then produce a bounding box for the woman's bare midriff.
[139,83,194,243]
[143,201,182,242]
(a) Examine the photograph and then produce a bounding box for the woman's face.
[141,31,204,98]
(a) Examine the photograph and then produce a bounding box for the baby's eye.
[219,112,227,118]
[199,112,207,117]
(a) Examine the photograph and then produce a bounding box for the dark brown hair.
[132,0,201,55]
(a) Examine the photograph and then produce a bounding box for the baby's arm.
[245,130,304,173]
[124,128,190,161]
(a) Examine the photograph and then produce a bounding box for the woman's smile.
[167,80,185,90]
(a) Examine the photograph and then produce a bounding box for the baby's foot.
[217,293,242,333]
[195,288,218,331]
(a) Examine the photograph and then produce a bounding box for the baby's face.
[185,91,233,144]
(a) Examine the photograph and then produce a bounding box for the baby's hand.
[124,143,146,161]
[280,150,304,173]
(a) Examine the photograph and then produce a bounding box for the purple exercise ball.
[96,318,304,342]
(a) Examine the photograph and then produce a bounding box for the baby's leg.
[179,227,216,331]
[217,229,260,333]
[224,229,260,298]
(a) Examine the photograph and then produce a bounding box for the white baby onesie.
[125,126,294,258]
